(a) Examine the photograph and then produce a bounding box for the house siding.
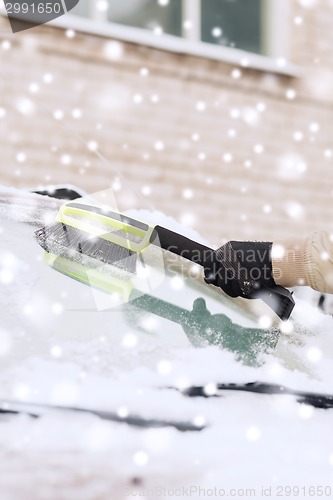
[0,0,332,244]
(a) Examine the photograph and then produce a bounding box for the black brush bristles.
[34,222,137,273]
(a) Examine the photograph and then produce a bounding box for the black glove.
[204,241,276,298]
[204,241,294,321]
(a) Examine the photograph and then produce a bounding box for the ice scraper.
[34,201,295,320]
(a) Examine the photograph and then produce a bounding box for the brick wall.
[0,0,332,244]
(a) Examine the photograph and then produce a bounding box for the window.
[107,0,182,38]
[70,0,272,57]
[201,0,262,55]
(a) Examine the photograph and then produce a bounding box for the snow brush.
[34,201,294,320]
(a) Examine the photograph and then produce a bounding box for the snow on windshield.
[1,187,333,497]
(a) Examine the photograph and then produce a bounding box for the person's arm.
[272,230,333,293]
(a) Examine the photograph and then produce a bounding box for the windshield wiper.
[177,381,333,410]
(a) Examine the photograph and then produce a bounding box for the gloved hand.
[203,240,295,321]
[203,241,276,299]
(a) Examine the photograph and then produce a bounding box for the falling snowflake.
[223,153,233,163]
[230,108,240,119]
[97,0,108,12]
[1,40,11,50]
[16,97,35,116]
[122,334,138,348]
[87,140,98,151]
[286,89,297,100]
[256,102,266,112]
[16,152,26,163]
[183,20,192,31]
[154,140,165,151]
[231,68,242,79]
[254,144,264,154]
[196,101,207,112]
[72,108,82,119]
[28,83,39,93]
[103,41,123,61]
[157,360,172,375]
[306,347,322,362]
[309,122,320,133]
[246,426,261,442]
[43,73,54,83]
[140,67,149,77]
[50,345,63,358]
[133,451,149,466]
[212,27,223,38]
[65,29,75,39]
[53,109,64,120]
[132,94,143,104]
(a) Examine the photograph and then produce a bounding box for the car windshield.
[0,188,326,377]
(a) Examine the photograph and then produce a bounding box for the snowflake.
[309,122,320,133]
[223,153,233,163]
[133,451,149,466]
[16,97,35,116]
[97,0,108,12]
[53,109,64,120]
[65,29,75,39]
[246,426,261,442]
[87,140,98,151]
[103,41,123,61]
[183,20,192,31]
[122,334,138,348]
[157,360,172,375]
[196,101,207,112]
[132,94,143,104]
[276,57,287,68]
[72,108,82,119]
[1,40,11,50]
[16,152,26,163]
[28,83,39,93]
[140,67,149,77]
[286,89,297,100]
[154,140,165,151]
[60,154,71,165]
[231,68,242,79]
[306,347,322,362]
[192,415,206,428]
[50,345,63,358]
[254,144,264,154]
[212,27,223,38]
[43,73,53,83]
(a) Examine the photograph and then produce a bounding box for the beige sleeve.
[272,230,333,293]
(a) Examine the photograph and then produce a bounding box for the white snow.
[1,187,333,499]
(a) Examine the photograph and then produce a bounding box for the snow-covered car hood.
[1,186,333,499]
